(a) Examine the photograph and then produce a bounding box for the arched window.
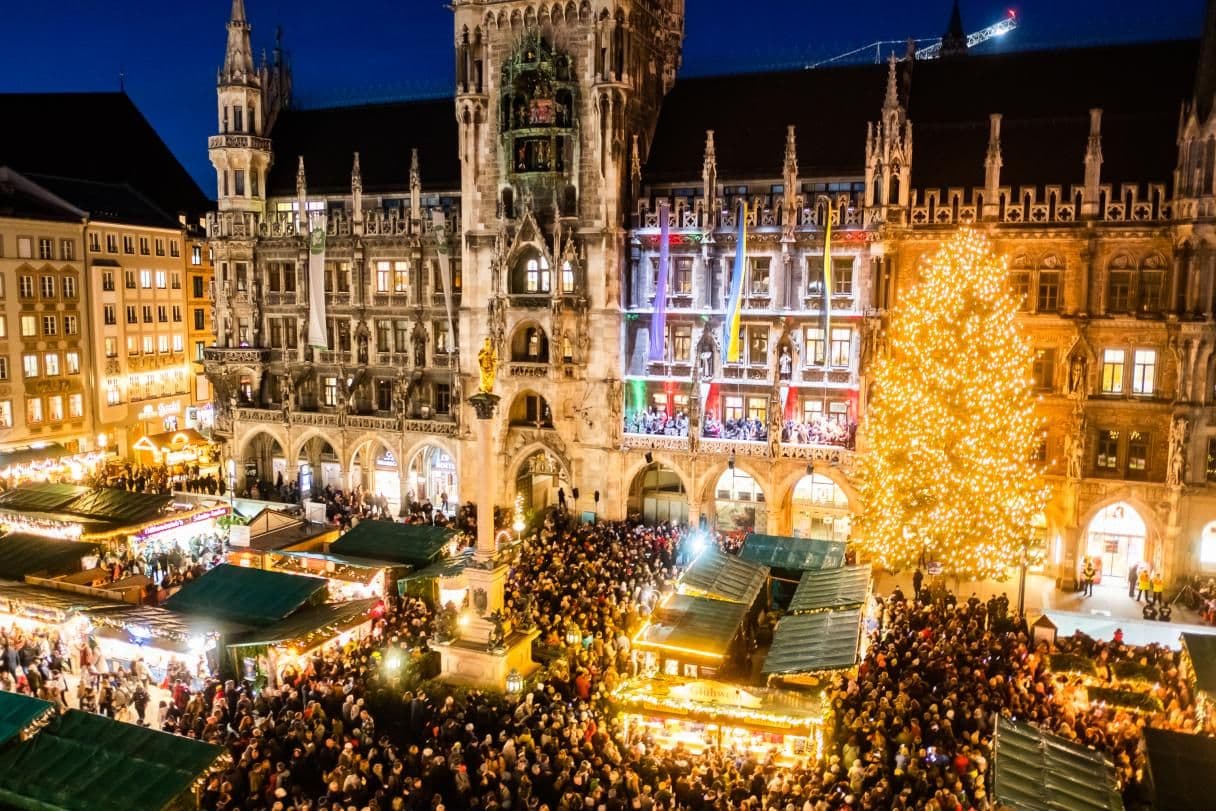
[511,252,551,294]
[560,260,575,293]
[510,324,550,362]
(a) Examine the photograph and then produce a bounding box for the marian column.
[437,337,538,690]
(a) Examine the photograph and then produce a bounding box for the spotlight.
[644,451,654,464]
[727,454,735,470]
[572,487,579,500]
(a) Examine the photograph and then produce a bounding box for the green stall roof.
[60,488,171,525]
[230,598,376,648]
[329,521,456,567]
[788,564,872,614]
[0,579,126,618]
[0,483,85,514]
[738,533,846,571]
[678,549,769,605]
[636,593,748,659]
[0,709,225,811]
[0,534,100,580]
[1182,632,1216,696]
[992,715,1123,811]
[0,692,55,746]
[1144,727,1216,811]
[762,608,863,676]
[164,564,326,627]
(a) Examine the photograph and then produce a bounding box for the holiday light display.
[856,229,1047,581]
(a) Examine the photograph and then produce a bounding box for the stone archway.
[348,435,402,516]
[295,434,342,497]
[238,429,287,494]
[405,442,460,516]
[1083,500,1150,583]
[508,444,571,514]
[706,466,767,534]
[627,460,690,526]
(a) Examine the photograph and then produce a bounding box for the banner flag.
[822,201,833,355]
[723,201,747,362]
[306,214,328,349]
[433,211,456,355]
[649,201,671,361]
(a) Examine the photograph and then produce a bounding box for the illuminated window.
[0,401,11,428]
[20,316,36,337]
[1096,429,1119,470]
[26,397,42,424]
[723,396,744,421]
[65,352,79,374]
[1100,349,1125,393]
[830,328,851,367]
[1132,349,1156,395]
[22,354,37,378]
[1032,349,1056,391]
[804,327,826,366]
[47,395,63,423]
[44,353,59,376]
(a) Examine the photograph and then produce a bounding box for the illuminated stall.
[226,598,377,688]
[225,507,339,570]
[268,550,398,601]
[0,580,122,654]
[85,605,248,686]
[614,677,824,764]
[0,442,109,487]
[130,428,217,474]
[1181,632,1216,722]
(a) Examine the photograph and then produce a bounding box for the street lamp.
[226,458,236,508]
[565,622,581,647]
[506,668,523,696]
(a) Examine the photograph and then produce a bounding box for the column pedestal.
[437,391,539,691]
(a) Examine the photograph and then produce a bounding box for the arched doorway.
[297,436,341,497]
[515,449,569,514]
[628,462,688,526]
[1085,502,1147,582]
[713,468,765,533]
[243,432,285,491]
[350,439,401,516]
[788,473,851,542]
[406,444,459,515]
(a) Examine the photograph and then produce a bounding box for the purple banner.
[649,201,671,361]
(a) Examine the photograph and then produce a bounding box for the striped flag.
[306,214,328,349]
[648,201,671,361]
[723,201,747,362]
[822,201,833,352]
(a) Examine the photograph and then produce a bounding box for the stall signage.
[678,681,764,709]
[137,506,229,539]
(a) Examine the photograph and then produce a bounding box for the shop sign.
[678,681,764,709]
[229,525,251,548]
[137,506,229,539]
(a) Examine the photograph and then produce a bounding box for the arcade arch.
[1084,501,1148,582]
[711,467,766,534]
[405,443,459,516]
[787,472,852,542]
[627,461,688,526]
[513,447,570,513]
[349,437,402,516]
[241,431,286,491]
[297,435,341,497]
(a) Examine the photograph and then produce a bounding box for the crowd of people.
[93,461,224,496]
[624,408,857,450]
[780,416,857,450]
[701,415,768,442]
[1,514,1214,810]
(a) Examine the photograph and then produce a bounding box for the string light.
[856,229,1047,581]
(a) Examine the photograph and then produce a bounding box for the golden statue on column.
[478,336,497,394]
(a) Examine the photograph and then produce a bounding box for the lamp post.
[1016,540,1030,618]
[226,458,236,510]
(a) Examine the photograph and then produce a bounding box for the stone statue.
[1167,416,1188,487]
[477,337,497,393]
[1065,409,1086,481]
[488,610,507,652]
[777,345,793,380]
[514,592,534,630]
[1068,355,1087,399]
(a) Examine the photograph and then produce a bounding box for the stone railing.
[779,444,855,468]
[508,362,549,378]
[699,438,770,457]
[907,182,1170,227]
[291,411,341,427]
[203,347,268,363]
[623,434,690,452]
[208,134,271,152]
[346,414,398,431]
[636,193,863,231]
[235,407,283,424]
[403,418,459,437]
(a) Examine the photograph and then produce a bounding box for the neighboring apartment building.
[0,169,93,471]
[0,90,213,460]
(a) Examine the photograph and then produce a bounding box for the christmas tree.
[856,229,1046,581]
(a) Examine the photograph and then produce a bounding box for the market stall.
[762,607,864,688]
[1181,632,1216,721]
[614,676,824,764]
[0,692,56,745]
[1144,727,1216,810]
[0,442,109,488]
[737,533,847,607]
[0,708,227,811]
[397,551,471,607]
[991,715,1123,811]
[785,564,872,614]
[328,521,458,569]
[0,579,123,640]
[0,533,101,581]
[130,428,217,473]
[632,593,751,681]
[225,507,340,570]
[226,598,378,688]
[677,549,769,608]
[86,604,249,687]
[164,564,328,628]
[268,550,399,601]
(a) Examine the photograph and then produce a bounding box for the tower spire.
[409,148,421,222]
[702,129,718,226]
[940,0,968,58]
[1195,0,1216,122]
[884,52,900,114]
[222,0,256,85]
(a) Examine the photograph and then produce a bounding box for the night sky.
[1,0,1205,192]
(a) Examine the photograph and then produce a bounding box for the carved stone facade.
[208,1,1216,581]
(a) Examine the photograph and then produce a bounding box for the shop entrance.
[788,473,852,542]
[1085,502,1147,581]
[350,439,401,516]
[713,468,766,534]
[515,449,569,514]
[406,444,459,515]
[628,462,688,526]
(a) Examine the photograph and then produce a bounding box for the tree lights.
[856,229,1046,581]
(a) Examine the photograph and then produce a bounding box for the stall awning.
[398,553,470,586]
[0,483,86,514]
[738,533,846,571]
[329,521,456,567]
[0,709,225,811]
[1182,632,1216,696]
[1144,727,1216,810]
[271,550,389,585]
[992,715,1123,811]
[229,598,376,649]
[164,564,326,627]
[60,488,172,526]
[787,565,872,614]
[0,692,55,746]
[131,428,210,455]
[635,593,748,659]
[0,443,70,470]
[90,604,251,646]
[677,549,769,605]
[0,579,126,619]
[0,534,100,580]
[762,608,862,676]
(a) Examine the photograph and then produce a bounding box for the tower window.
[233,105,243,133]
[234,170,246,196]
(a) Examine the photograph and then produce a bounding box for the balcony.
[203,346,268,364]
[508,362,549,379]
[208,133,272,151]
[231,407,459,436]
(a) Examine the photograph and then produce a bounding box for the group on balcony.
[703,414,767,442]
[625,407,689,437]
[782,415,857,449]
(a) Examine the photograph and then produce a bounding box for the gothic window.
[511,252,551,295]
[501,35,576,176]
[511,324,549,362]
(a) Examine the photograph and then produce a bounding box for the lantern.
[506,668,523,696]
